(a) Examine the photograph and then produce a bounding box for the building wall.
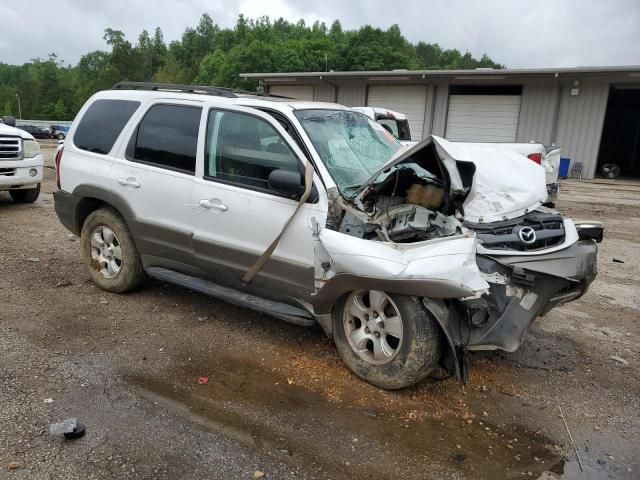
[263,73,640,179]
[336,80,367,106]
[517,78,559,144]
[555,78,610,178]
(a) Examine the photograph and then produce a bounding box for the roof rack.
[111,81,239,98]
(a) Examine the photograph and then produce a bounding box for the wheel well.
[75,198,108,233]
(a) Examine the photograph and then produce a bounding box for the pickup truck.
[354,107,561,205]
[0,116,43,203]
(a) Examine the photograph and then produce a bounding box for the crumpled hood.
[355,135,547,224]
[0,123,33,140]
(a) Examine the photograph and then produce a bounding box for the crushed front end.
[312,133,600,382]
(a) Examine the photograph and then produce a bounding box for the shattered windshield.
[294,109,402,194]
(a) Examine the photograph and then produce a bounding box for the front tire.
[80,208,144,293]
[10,184,40,203]
[333,290,442,389]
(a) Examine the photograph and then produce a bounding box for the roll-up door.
[367,85,428,140]
[446,94,521,142]
[268,85,314,101]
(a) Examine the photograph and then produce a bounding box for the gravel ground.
[0,147,638,479]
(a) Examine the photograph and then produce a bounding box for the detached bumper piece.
[453,241,597,355]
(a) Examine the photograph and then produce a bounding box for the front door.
[191,106,327,303]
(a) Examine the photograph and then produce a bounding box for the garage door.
[268,85,314,101]
[367,85,428,140]
[445,95,521,142]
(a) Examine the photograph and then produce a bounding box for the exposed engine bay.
[331,142,474,243]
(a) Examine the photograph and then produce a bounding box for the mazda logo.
[518,226,537,244]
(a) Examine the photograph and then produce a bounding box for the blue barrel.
[559,158,571,178]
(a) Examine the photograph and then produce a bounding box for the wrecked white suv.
[54,82,602,389]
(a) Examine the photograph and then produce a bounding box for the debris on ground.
[49,418,86,439]
[610,355,629,365]
[7,461,22,469]
[253,470,266,478]
[612,258,625,263]
[198,376,209,385]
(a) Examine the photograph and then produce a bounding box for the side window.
[74,99,140,154]
[205,110,300,190]
[132,104,202,174]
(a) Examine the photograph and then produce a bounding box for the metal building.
[241,66,640,179]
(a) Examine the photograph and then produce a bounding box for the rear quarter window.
[73,99,140,154]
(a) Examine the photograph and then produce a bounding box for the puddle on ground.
[126,351,563,480]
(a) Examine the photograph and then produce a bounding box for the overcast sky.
[1,0,639,68]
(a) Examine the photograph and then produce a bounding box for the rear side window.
[74,99,140,154]
[132,104,202,174]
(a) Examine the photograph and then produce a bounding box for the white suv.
[54,82,601,389]
[0,118,43,203]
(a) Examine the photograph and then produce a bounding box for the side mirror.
[268,169,305,197]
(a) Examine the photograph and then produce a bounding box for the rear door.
[191,105,327,302]
[111,100,203,266]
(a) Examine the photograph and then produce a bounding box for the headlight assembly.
[23,139,41,158]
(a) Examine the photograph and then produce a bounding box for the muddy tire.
[80,208,144,293]
[333,291,442,389]
[10,184,40,203]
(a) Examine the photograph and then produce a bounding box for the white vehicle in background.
[354,107,561,204]
[0,116,43,203]
[352,107,413,145]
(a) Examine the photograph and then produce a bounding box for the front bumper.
[0,155,43,190]
[462,240,598,352]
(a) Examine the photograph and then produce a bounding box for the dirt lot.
[1,147,639,479]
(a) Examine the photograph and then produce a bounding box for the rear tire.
[57,132,65,140]
[10,184,40,203]
[80,208,144,293]
[333,291,442,389]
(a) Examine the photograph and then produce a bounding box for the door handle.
[199,199,228,211]
[118,177,140,188]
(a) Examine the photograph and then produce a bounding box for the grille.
[0,136,22,160]
[0,168,16,176]
[469,211,565,251]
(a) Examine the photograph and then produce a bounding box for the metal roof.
[241,65,640,80]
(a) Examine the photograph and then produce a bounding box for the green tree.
[0,15,503,119]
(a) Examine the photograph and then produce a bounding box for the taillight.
[54,146,64,189]
[527,153,542,164]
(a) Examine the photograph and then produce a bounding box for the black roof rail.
[111,81,239,98]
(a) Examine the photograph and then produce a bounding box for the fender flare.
[421,298,466,383]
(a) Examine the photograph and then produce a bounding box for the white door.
[191,106,327,302]
[446,95,521,142]
[110,101,202,264]
[367,85,428,140]
[269,85,314,101]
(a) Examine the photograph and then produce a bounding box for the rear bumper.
[53,189,82,235]
[0,155,43,190]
